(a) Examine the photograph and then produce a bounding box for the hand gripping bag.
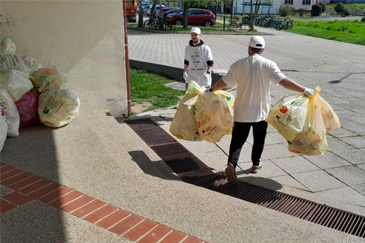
[288,89,328,155]
[38,89,80,128]
[0,70,34,102]
[15,92,39,127]
[30,66,68,92]
[0,108,8,152]
[0,89,20,137]
[266,94,309,141]
[169,81,205,141]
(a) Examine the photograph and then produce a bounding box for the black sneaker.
[225,163,239,184]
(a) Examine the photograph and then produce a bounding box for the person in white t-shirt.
[209,36,315,184]
[183,27,214,89]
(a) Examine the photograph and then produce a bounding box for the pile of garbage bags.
[170,81,235,143]
[0,36,80,152]
[266,87,340,155]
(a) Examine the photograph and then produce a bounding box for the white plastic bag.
[0,108,8,152]
[31,66,68,91]
[0,36,16,53]
[38,89,80,128]
[0,70,34,102]
[0,53,42,75]
[0,89,20,137]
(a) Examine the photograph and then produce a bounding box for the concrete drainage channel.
[125,118,365,239]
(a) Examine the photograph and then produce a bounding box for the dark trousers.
[228,121,268,168]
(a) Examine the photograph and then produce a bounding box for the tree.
[180,0,209,28]
[279,4,295,17]
[334,2,346,15]
[221,0,236,22]
[311,3,322,17]
[318,2,326,13]
[246,0,273,31]
[138,0,144,28]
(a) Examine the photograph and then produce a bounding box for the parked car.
[146,4,166,16]
[155,7,178,17]
[166,8,216,26]
[164,8,183,17]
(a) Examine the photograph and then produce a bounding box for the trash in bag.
[0,36,16,53]
[0,89,20,137]
[0,70,34,102]
[192,91,234,143]
[15,92,39,127]
[181,81,235,143]
[38,89,80,128]
[0,107,8,152]
[0,53,42,75]
[31,66,68,91]
[170,81,205,141]
[266,94,309,141]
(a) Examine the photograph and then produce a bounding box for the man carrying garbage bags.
[209,36,315,184]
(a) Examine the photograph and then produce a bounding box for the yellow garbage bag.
[184,83,235,143]
[317,95,340,132]
[266,94,309,141]
[169,81,205,141]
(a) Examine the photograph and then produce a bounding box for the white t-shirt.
[222,54,286,122]
[185,41,213,87]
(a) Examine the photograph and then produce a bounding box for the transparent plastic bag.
[287,89,328,155]
[0,53,42,75]
[31,66,68,91]
[38,89,80,128]
[169,81,205,141]
[266,94,309,141]
[0,70,34,102]
[317,95,340,132]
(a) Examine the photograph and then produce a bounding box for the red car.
[166,8,216,27]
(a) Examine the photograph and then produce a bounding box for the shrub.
[342,9,350,17]
[298,8,306,17]
[311,3,322,17]
[318,2,326,13]
[335,2,345,15]
[361,17,365,23]
[279,4,295,17]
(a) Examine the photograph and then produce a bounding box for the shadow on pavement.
[1,124,66,242]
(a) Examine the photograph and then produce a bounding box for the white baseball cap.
[190,27,201,35]
[249,36,265,49]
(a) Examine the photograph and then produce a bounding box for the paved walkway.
[128,26,365,212]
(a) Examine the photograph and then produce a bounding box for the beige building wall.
[0,0,128,117]
[282,0,323,10]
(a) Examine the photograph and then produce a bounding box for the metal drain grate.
[125,118,365,238]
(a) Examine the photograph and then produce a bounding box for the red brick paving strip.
[0,163,206,243]
[96,209,130,229]
[0,198,16,214]
[138,224,172,243]
[19,178,52,195]
[83,204,118,224]
[8,175,43,190]
[1,172,32,186]
[48,190,83,208]
[2,192,33,206]
[109,214,144,235]
[160,230,188,243]
[60,195,94,213]
[28,183,61,199]
[0,165,15,174]
[124,219,158,241]
[39,186,73,203]
[71,199,105,218]
[182,236,204,243]
[0,168,23,182]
